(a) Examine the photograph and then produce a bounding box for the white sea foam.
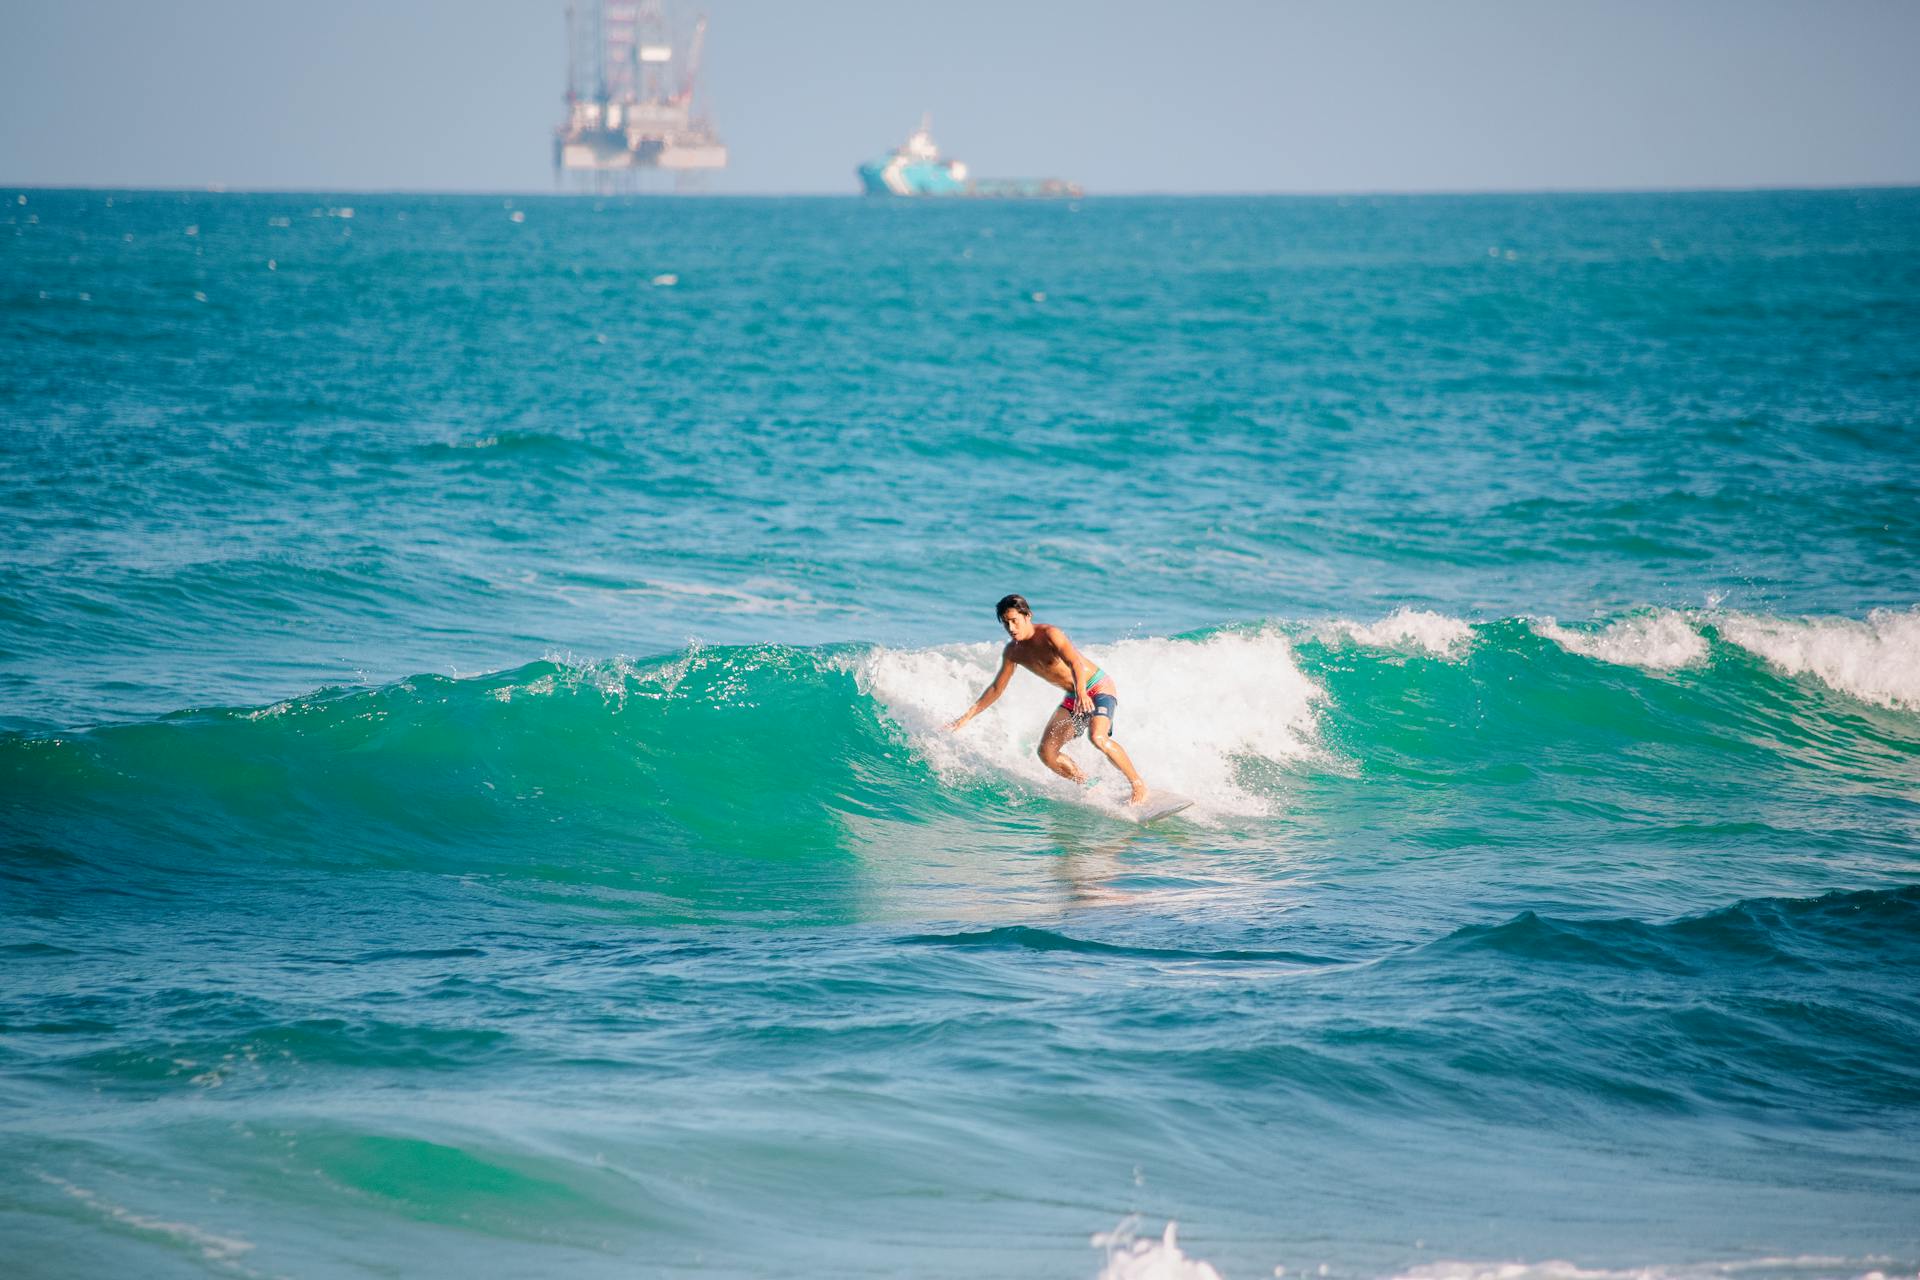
[1081,1214,1905,1280]
[1532,611,1709,672]
[856,628,1324,818]
[1717,607,1920,711]
[1329,608,1476,659]
[1091,1239,1906,1280]
[1394,1264,1666,1280]
[1391,1257,1904,1280]
[1093,1219,1225,1280]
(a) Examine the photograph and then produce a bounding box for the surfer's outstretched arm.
[945,646,1017,731]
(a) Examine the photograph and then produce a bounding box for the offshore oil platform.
[857,117,1081,199]
[554,1,725,190]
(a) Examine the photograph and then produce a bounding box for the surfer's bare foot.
[1129,782,1151,805]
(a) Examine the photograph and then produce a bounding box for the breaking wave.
[3,607,1914,884]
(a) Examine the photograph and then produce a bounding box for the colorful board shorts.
[1059,667,1118,727]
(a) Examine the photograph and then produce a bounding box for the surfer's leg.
[1087,712,1149,804]
[1037,706,1088,784]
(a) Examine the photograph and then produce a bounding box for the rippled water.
[2,188,1918,1278]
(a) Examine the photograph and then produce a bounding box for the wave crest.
[1435,886,1920,973]
[1718,607,1920,711]
[1532,610,1710,671]
[1327,607,1477,659]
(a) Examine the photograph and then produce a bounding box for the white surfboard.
[1126,791,1193,824]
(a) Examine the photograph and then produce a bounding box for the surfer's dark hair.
[996,594,1031,618]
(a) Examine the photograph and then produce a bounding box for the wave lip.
[1532,609,1709,672]
[1524,605,1920,710]
[1718,606,1920,711]
[1325,607,1477,660]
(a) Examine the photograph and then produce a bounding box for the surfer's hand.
[943,717,965,733]
[1074,693,1093,715]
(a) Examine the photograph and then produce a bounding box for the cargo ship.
[856,116,1081,198]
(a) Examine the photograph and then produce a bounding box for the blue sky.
[4,0,1917,194]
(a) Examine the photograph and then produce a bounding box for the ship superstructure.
[555,1,725,190]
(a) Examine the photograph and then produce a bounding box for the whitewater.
[3,188,1918,1278]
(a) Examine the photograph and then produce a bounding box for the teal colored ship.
[857,116,969,196]
[856,115,1081,197]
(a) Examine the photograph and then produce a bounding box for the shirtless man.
[946,593,1151,805]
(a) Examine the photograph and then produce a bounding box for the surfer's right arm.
[945,646,1017,731]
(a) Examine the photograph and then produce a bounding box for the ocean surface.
[2,187,1918,1279]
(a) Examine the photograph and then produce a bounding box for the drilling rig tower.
[555,2,726,191]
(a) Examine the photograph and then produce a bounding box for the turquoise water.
[3,188,1918,1278]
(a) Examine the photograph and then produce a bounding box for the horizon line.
[8,180,1919,200]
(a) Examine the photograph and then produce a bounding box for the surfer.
[946,594,1152,805]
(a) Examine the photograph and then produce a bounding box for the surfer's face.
[999,611,1034,641]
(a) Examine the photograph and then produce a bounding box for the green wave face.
[5,647,909,924]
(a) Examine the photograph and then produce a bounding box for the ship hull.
[857,156,969,197]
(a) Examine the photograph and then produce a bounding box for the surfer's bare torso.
[1005,625,1109,697]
